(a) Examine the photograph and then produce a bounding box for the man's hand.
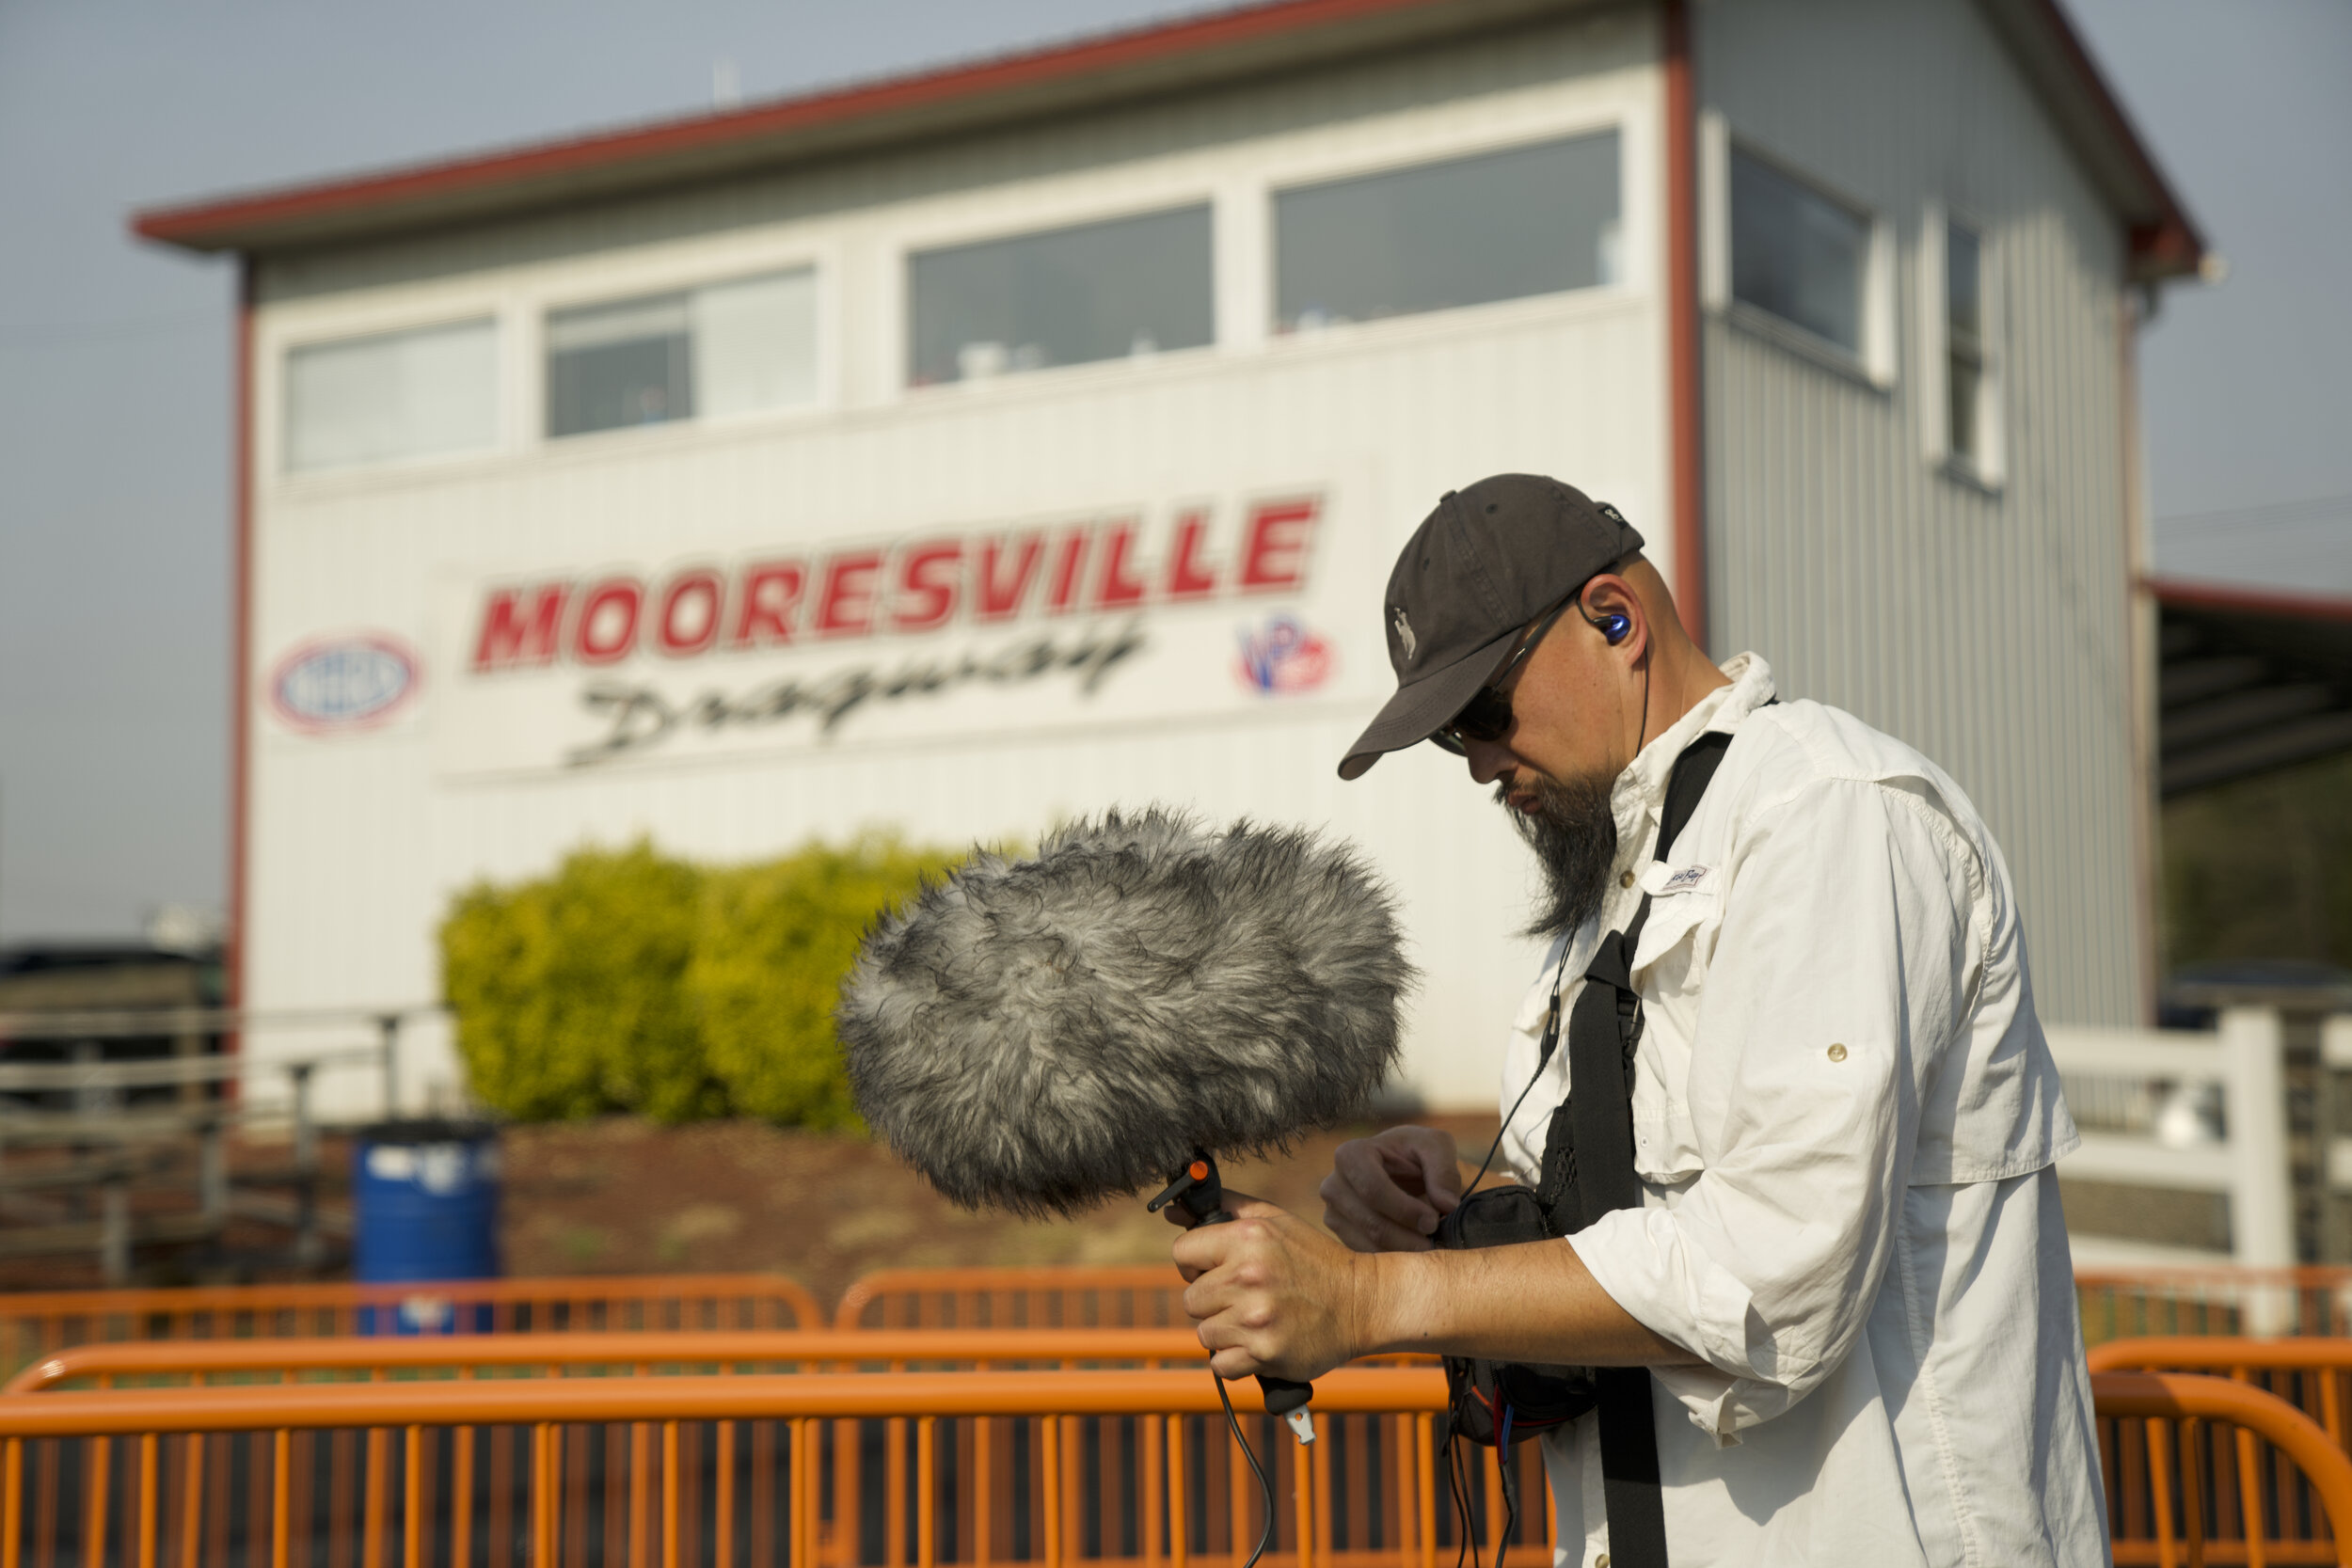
[1320,1126,1464,1252]
[1172,1192,1369,1382]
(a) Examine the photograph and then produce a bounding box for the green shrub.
[689,837,964,1128]
[440,834,961,1126]
[440,841,723,1124]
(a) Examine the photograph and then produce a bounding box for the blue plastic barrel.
[352,1118,501,1334]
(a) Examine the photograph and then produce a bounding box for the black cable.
[1444,1425,1473,1568]
[1493,1439,1519,1568]
[1470,1052,1549,1197]
[1215,1372,1279,1568]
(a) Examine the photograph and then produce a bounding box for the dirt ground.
[499,1112,1502,1311]
[0,1113,1501,1306]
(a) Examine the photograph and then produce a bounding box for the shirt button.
[1827,1043,1848,1063]
[1596,1556,1610,1568]
[1619,870,1635,889]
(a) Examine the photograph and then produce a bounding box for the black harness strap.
[1534,728,1735,1568]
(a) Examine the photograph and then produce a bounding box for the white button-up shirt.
[1494,654,2106,1567]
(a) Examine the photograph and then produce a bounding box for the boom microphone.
[836,807,1415,1439]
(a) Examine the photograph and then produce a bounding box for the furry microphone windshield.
[837,808,1414,1218]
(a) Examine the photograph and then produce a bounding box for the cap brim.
[1336,626,1519,780]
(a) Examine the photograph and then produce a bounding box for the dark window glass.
[1729,150,1867,355]
[548,293,692,436]
[908,206,1214,387]
[1946,223,1984,462]
[1274,133,1620,332]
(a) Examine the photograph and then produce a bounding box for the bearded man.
[1170,475,2106,1566]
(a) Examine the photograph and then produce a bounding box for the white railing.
[2048,1006,2295,1270]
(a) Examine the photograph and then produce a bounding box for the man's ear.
[1579,573,1647,659]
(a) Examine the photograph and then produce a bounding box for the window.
[547,268,816,438]
[1945,221,1986,466]
[284,318,496,473]
[907,205,1213,387]
[1920,205,2001,483]
[1729,148,1869,356]
[1274,133,1620,332]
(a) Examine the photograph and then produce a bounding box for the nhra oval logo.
[269,635,420,733]
[1236,613,1332,696]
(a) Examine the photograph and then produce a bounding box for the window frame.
[1265,125,1630,340]
[1701,114,1896,388]
[880,103,1645,399]
[895,198,1222,392]
[274,312,506,480]
[536,259,831,446]
[1918,199,2005,489]
[882,186,1227,398]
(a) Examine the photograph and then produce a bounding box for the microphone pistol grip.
[1195,1208,1318,1444]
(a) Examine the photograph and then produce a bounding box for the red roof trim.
[135,0,2204,274]
[134,0,1438,251]
[2147,577,2352,626]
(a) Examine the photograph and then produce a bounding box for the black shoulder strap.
[1530,726,1739,1568]
[1534,728,1730,1217]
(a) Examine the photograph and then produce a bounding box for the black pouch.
[1434,1183,1597,1445]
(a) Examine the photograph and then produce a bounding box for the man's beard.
[1500,771,1620,942]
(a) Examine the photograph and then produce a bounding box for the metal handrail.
[4,1329,1221,1393]
[837,1264,1188,1328]
[0,1271,818,1322]
[0,1048,381,1095]
[2090,1337,2352,1374]
[0,1273,824,1374]
[0,1005,441,1044]
[0,1366,1441,1434]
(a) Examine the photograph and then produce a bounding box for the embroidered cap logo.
[1391,607,1418,662]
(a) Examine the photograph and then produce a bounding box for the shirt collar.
[1608,652,1776,860]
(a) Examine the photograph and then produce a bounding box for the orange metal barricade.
[837,1268,1194,1331]
[0,1365,1549,1568]
[2092,1335,2352,1561]
[2080,1268,2352,1345]
[0,1275,821,1371]
[2095,1370,2352,1566]
[3,1359,2346,1566]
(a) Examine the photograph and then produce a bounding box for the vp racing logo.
[1235,613,1332,695]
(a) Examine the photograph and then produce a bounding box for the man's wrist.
[1351,1247,1447,1358]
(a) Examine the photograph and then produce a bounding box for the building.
[136,0,2203,1117]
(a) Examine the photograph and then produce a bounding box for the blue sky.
[0,0,2344,941]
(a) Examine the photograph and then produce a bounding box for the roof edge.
[1985,0,2206,281]
[133,0,2206,279]
[2147,577,2352,626]
[133,0,1585,258]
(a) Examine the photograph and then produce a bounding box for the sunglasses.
[1429,594,1578,756]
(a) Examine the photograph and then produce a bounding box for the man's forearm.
[1356,1239,1702,1368]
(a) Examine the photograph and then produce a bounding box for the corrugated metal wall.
[1697,0,2145,1024]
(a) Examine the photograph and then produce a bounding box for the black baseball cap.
[1338,474,1643,780]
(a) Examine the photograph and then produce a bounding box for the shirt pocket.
[1629,865,1720,1186]
[1630,871,1720,992]
[1633,1101,1708,1185]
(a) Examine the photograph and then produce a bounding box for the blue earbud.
[1584,609,1632,644]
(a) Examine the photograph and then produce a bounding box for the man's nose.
[1465,738,1513,785]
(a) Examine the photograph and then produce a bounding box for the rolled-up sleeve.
[1568,776,1976,1440]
